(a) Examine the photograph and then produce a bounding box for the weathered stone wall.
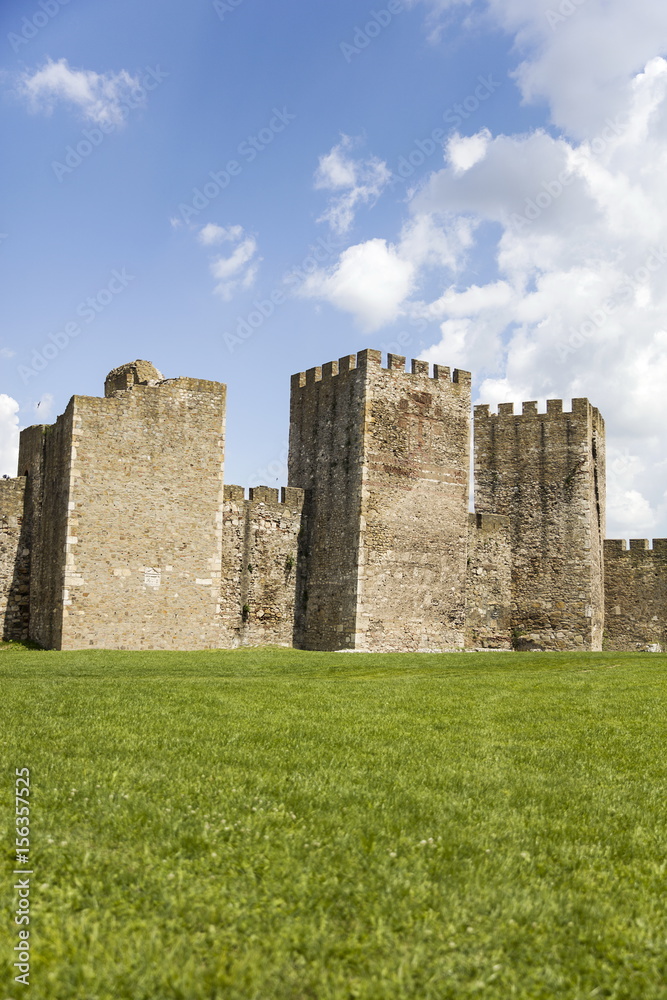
[0,477,30,642]
[288,354,367,650]
[358,354,471,651]
[603,539,667,651]
[474,399,606,651]
[18,413,74,649]
[220,485,303,647]
[466,512,512,649]
[44,376,226,650]
[289,350,471,651]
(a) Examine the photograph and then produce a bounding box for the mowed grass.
[1,647,667,1000]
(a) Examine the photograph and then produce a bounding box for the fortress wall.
[0,477,30,642]
[603,539,667,651]
[474,399,606,650]
[55,377,226,649]
[220,485,304,647]
[466,512,512,649]
[18,412,74,648]
[289,350,471,651]
[288,354,368,649]
[358,353,471,651]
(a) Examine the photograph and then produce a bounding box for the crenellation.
[338,354,356,374]
[224,484,245,502]
[3,348,661,653]
[357,348,382,370]
[249,486,280,505]
[387,353,406,371]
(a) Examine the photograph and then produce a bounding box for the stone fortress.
[0,351,664,652]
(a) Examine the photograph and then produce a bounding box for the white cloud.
[198,223,244,246]
[315,136,391,234]
[18,58,143,126]
[194,224,259,300]
[0,396,19,478]
[406,53,667,538]
[446,129,491,175]
[298,239,416,331]
[410,0,667,137]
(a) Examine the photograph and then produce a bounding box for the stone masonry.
[0,353,664,651]
[474,399,606,651]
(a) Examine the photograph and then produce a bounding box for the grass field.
[1,645,666,1000]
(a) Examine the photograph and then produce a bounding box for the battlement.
[223,485,305,510]
[291,349,471,390]
[604,538,667,557]
[475,398,602,421]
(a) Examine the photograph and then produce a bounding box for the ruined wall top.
[104,360,165,397]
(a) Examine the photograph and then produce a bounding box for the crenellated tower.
[474,398,606,650]
[288,349,471,651]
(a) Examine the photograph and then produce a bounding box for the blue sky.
[2,0,667,538]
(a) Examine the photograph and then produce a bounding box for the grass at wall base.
[2,645,666,999]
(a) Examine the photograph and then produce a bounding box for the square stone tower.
[288,349,471,651]
[473,398,606,650]
[18,362,226,650]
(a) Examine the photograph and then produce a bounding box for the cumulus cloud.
[18,58,143,126]
[410,0,667,138]
[194,224,259,300]
[408,53,667,537]
[315,135,391,234]
[298,238,416,331]
[446,129,491,175]
[0,396,19,478]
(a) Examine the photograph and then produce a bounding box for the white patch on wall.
[144,567,161,588]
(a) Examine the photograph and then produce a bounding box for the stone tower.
[473,398,606,650]
[18,362,226,650]
[288,349,471,651]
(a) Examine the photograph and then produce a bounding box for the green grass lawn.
[1,645,666,1000]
